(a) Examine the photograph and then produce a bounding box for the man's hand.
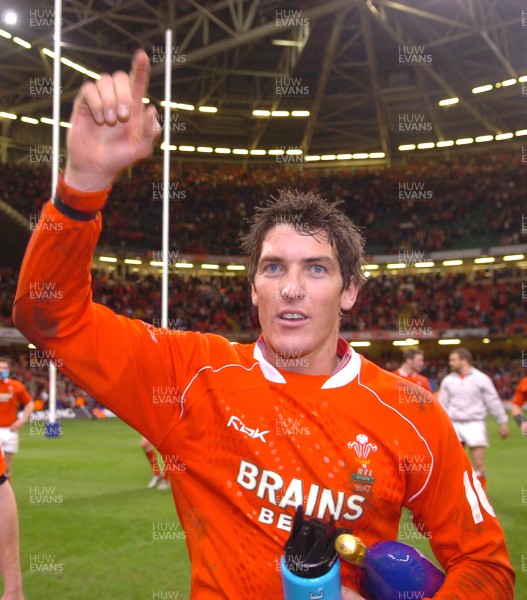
[9,420,25,433]
[64,49,160,192]
[342,587,365,599]
[498,423,509,439]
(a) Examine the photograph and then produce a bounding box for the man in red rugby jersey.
[13,50,514,599]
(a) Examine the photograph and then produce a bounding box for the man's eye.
[264,263,281,273]
[310,265,326,274]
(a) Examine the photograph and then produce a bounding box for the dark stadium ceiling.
[1,0,527,159]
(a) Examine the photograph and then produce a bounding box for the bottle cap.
[334,534,367,565]
[283,506,352,578]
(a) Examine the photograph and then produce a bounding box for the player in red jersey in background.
[511,376,527,435]
[0,442,23,600]
[140,436,169,489]
[0,358,34,479]
[392,349,432,392]
[13,50,514,598]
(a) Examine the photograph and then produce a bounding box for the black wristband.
[0,473,7,486]
[514,414,524,426]
[53,194,99,221]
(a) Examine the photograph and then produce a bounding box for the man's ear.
[340,281,359,312]
[251,282,258,307]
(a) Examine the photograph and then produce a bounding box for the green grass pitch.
[4,416,526,598]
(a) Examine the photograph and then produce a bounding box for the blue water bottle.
[281,507,345,600]
[335,534,445,600]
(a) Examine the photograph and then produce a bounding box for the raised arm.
[12,51,181,446]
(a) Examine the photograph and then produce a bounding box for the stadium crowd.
[1,265,525,336]
[0,148,525,255]
[0,148,525,410]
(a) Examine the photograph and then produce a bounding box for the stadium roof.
[1,0,527,160]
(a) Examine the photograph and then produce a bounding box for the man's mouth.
[279,312,307,321]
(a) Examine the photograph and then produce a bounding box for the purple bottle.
[335,534,445,600]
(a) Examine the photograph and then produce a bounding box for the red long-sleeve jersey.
[13,177,515,599]
[0,442,5,477]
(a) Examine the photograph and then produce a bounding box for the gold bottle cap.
[334,534,367,565]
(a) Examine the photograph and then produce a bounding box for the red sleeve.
[15,382,32,407]
[405,398,515,599]
[0,443,5,476]
[12,186,199,448]
[512,378,527,407]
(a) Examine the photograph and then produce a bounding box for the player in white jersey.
[438,348,509,491]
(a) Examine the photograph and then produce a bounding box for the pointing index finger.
[130,48,151,103]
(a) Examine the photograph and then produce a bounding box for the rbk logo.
[227,415,270,443]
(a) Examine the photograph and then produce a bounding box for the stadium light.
[482,338,490,344]
[197,147,213,153]
[13,36,31,49]
[349,341,371,347]
[321,155,336,161]
[1,10,17,26]
[499,79,516,87]
[503,254,524,261]
[0,28,12,38]
[272,39,305,47]
[337,154,352,160]
[179,145,195,152]
[399,144,416,151]
[291,111,310,117]
[386,263,406,269]
[21,116,38,124]
[250,149,266,155]
[226,265,246,271]
[124,259,142,265]
[40,117,55,125]
[27,343,36,349]
[475,135,493,143]
[472,84,493,94]
[438,98,459,107]
[99,256,118,263]
[363,264,379,270]
[198,106,218,113]
[174,263,193,269]
[474,257,495,264]
[233,149,249,155]
[417,143,435,150]
[252,110,271,117]
[436,140,454,147]
[442,260,463,266]
[516,130,527,136]
[353,153,369,159]
[214,148,231,154]
[438,339,461,345]
[369,152,385,159]
[495,133,513,140]
[415,262,435,268]
[304,155,321,161]
[455,138,474,145]
[0,111,16,119]
[271,111,289,117]
[393,340,420,346]
[201,264,219,270]
[150,261,163,267]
